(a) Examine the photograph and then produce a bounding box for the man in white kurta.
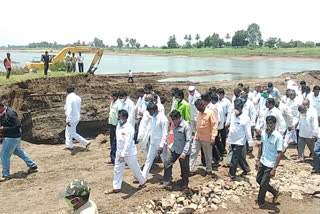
[188,86,201,134]
[64,86,90,150]
[141,103,168,182]
[106,109,145,193]
[118,90,136,128]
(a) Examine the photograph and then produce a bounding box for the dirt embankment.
[0,70,320,144]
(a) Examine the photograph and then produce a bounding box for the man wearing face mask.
[297,104,318,161]
[106,110,145,194]
[134,88,145,144]
[118,90,136,128]
[152,94,165,115]
[141,103,168,182]
[256,98,286,138]
[268,82,281,99]
[188,86,201,134]
[225,99,253,182]
[175,90,191,123]
[231,87,242,104]
[217,88,231,154]
[307,86,320,121]
[107,91,120,165]
[189,99,218,175]
[163,110,192,188]
[254,115,283,209]
[138,94,154,157]
[60,179,98,214]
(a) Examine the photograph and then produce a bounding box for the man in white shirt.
[217,88,231,153]
[284,90,300,148]
[188,86,201,134]
[307,86,320,120]
[118,90,136,128]
[108,91,120,164]
[152,94,165,115]
[256,98,286,136]
[60,179,99,214]
[225,99,253,181]
[64,86,90,150]
[128,69,134,83]
[134,88,145,144]
[77,52,84,73]
[268,82,281,99]
[285,77,299,93]
[105,110,145,194]
[297,104,318,161]
[141,103,168,182]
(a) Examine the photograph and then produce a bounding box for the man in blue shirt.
[254,115,283,209]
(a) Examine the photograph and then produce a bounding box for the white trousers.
[142,144,167,181]
[113,154,144,189]
[284,129,297,150]
[65,120,89,148]
[190,120,197,133]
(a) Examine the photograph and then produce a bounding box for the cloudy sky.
[1,0,319,47]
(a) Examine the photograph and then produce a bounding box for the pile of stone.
[133,178,258,214]
[133,158,320,214]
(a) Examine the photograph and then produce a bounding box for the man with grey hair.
[297,102,318,161]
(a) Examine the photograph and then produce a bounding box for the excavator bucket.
[87,48,104,75]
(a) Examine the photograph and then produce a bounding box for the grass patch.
[104,47,320,58]
[0,70,82,85]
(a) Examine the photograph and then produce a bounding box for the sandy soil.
[0,71,320,213]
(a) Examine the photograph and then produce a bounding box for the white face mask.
[235,109,241,115]
[119,99,125,103]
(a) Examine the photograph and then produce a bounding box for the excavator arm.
[25,46,104,74]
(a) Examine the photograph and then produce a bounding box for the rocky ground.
[0,71,320,214]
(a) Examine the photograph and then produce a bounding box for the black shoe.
[27,166,38,174]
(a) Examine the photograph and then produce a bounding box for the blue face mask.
[152,113,157,118]
[118,119,123,125]
[145,101,149,106]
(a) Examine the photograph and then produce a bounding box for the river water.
[1,51,320,82]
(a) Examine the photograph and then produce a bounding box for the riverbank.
[0,71,319,213]
[2,47,320,61]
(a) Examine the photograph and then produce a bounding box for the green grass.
[0,70,82,85]
[104,47,320,58]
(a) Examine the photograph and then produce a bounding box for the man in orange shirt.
[189,99,218,175]
[3,53,11,79]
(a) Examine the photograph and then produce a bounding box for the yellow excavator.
[25,46,104,74]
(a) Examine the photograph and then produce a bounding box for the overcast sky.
[1,0,319,47]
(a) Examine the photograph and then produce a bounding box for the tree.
[183,34,192,48]
[225,33,230,41]
[167,35,179,48]
[305,41,315,48]
[129,38,137,48]
[93,37,105,48]
[247,23,262,48]
[136,42,141,49]
[195,34,200,41]
[232,30,248,47]
[211,33,223,48]
[125,38,130,48]
[116,38,123,48]
[265,37,278,48]
[204,36,212,47]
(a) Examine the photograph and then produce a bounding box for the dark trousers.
[128,77,134,83]
[109,124,117,163]
[256,163,278,204]
[44,64,49,75]
[6,68,11,79]
[228,144,250,178]
[134,118,141,144]
[164,150,190,186]
[218,128,227,153]
[78,63,84,73]
[212,136,222,161]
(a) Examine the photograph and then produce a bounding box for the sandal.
[104,189,121,194]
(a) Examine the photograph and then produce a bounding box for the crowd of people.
[102,78,320,209]
[1,76,320,212]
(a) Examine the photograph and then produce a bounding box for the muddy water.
[1,51,320,81]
